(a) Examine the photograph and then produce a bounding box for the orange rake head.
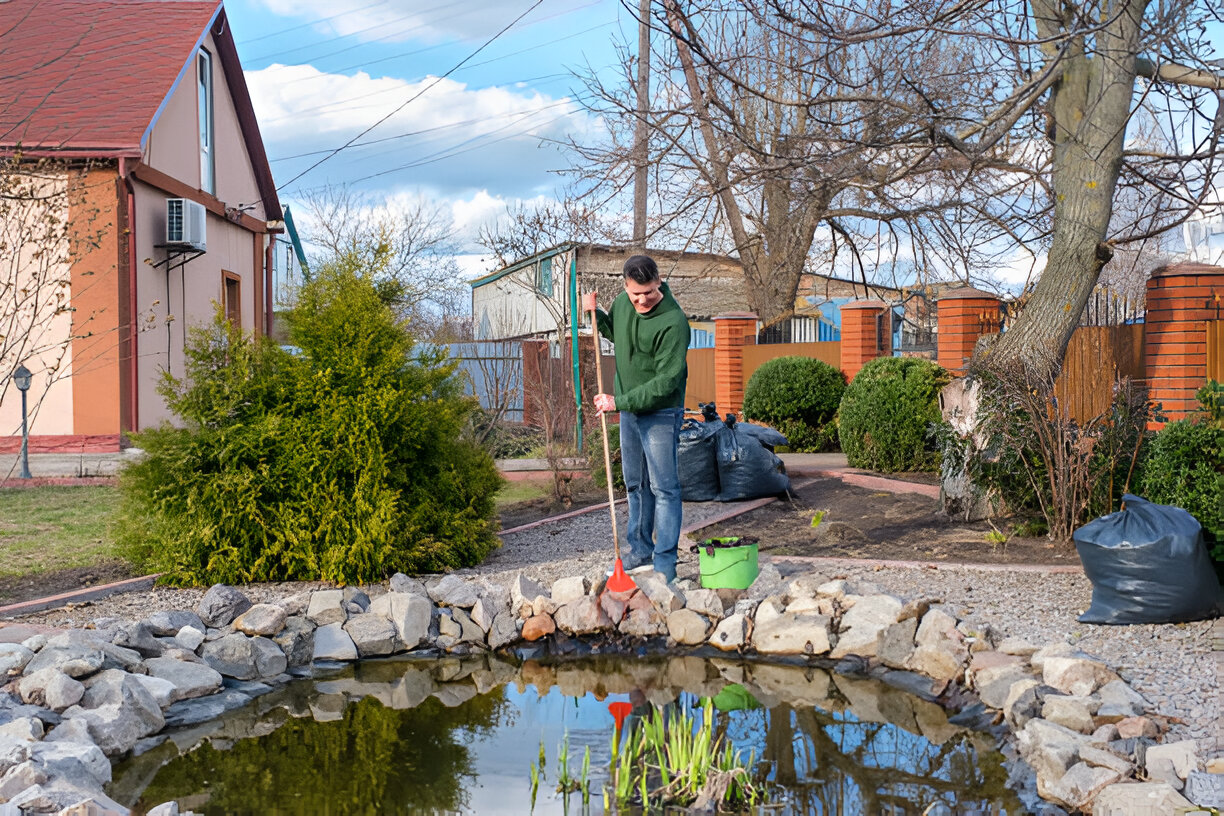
[608,701,633,733]
[605,557,637,593]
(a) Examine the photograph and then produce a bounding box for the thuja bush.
[742,356,845,451]
[118,261,501,585]
[838,357,950,472]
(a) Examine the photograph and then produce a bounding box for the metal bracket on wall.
[151,246,205,274]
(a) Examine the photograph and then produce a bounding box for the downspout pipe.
[118,158,138,434]
[264,237,274,336]
[568,252,583,450]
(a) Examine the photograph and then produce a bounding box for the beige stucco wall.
[0,171,76,438]
[131,198,264,430]
[143,33,263,218]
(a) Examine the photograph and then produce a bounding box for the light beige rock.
[829,594,902,659]
[751,612,831,656]
[1043,654,1118,697]
[1043,695,1097,734]
[551,576,588,606]
[709,614,748,651]
[1144,740,1199,781]
[666,609,709,645]
[684,588,724,620]
[906,609,969,682]
[1042,762,1123,811]
[1091,781,1194,815]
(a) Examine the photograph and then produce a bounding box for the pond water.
[109,655,1028,815]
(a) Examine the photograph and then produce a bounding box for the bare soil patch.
[0,560,136,608]
[693,477,1078,566]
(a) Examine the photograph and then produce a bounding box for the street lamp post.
[12,364,31,479]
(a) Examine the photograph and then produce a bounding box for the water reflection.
[110,655,1026,815]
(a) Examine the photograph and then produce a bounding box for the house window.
[536,257,552,294]
[198,50,214,194]
[223,272,240,328]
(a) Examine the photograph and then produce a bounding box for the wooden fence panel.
[1053,324,1145,423]
[741,342,842,385]
[686,348,715,407]
[1209,321,1223,383]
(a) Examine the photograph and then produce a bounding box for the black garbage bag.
[678,418,721,501]
[715,415,791,501]
[732,420,788,450]
[1072,494,1224,624]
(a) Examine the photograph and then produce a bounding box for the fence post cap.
[839,299,890,310]
[712,312,759,320]
[936,286,1002,302]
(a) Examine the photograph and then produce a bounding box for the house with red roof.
[0,0,282,453]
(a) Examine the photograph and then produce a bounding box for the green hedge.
[117,260,501,585]
[1138,418,1224,555]
[741,356,845,451]
[838,357,950,472]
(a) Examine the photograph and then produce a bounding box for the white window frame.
[197,49,215,194]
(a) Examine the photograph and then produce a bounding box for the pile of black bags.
[678,403,790,502]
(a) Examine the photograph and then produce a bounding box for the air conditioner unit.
[165,198,207,252]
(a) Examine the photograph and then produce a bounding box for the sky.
[222,1,1224,286]
[224,0,625,267]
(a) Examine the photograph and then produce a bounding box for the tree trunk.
[978,0,1147,382]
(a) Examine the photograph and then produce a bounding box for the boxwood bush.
[838,357,950,472]
[117,259,501,586]
[741,356,846,451]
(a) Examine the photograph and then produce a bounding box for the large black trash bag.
[715,415,791,501]
[678,417,721,501]
[1073,494,1224,624]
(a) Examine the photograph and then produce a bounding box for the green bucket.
[691,536,759,590]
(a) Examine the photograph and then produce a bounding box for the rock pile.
[0,566,1217,815]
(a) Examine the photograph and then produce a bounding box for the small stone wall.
[0,566,1219,815]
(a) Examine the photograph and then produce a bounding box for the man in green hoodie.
[582,255,690,583]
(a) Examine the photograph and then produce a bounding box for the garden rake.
[590,306,636,593]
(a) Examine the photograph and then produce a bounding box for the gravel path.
[13,495,1221,760]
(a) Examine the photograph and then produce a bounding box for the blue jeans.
[619,408,683,582]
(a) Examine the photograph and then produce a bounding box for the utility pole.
[632,0,651,250]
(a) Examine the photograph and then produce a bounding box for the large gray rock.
[1184,771,1224,808]
[112,621,165,658]
[1091,782,1195,814]
[829,594,902,659]
[448,607,485,644]
[751,600,830,656]
[1043,762,1123,811]
[709,613,748,651]
[554,597,612,636]
[307,590,347,626]
[469,594,503,633]
[0,716,43,741]
[1078,744,1134,777]
[0,761,47,802]
[877,618,918,670]
[133,673,177,708]
[550,576,587,606]
[234,604,288,637]
[1096,679,1149,718]
[343,614,398,657]
[200,633,260,680]
[273,617,316,667]
[369,592,432,650]
[510,573,547,616]
[251,636,288,678]
[666,609,709,645]
[389,572,427,595]
[23,645,105,679]
[143,609,206,637]
[45,630,144,673]
[1017,717,1090,783]
[196,584,252,628]
[0,644,33,676]
[487,611,519,650]
[143,657,223,702]
[906,609,969,682]
[429,574,480,608]
[34,739,111,787]
[683,588,725,620]
[17,668,84,712]
[173,625,206,652]
[312,623,358,662]
[65,670,165,755]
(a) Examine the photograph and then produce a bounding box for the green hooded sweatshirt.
[594,281,690,413]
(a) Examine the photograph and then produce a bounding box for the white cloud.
[246,64,594,198]
[256,0,591,44]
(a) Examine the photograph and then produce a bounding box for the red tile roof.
[0,0,221,154]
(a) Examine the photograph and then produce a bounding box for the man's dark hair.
[623,254,660,284]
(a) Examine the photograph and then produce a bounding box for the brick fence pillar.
[936,287,1003,376]
[1145,262,1224,423]
[714,313,758,416]
[840,300,891,381]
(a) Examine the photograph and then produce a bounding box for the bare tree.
[296,186,467,340]
[475,198,616,268]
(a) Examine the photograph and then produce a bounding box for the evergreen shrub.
[838,356,950,472]
[117,261,501,585]
[741,356,845,451]
[1139,415,1224,567]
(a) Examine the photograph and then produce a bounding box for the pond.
[109,654,1028,815]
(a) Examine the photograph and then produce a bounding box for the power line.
[235,0,391,46]
[275,0,545,192]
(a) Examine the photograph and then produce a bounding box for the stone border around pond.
[0,566,1218,816]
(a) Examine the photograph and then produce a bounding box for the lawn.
[0,484,125,578]
[494,479,551,508]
